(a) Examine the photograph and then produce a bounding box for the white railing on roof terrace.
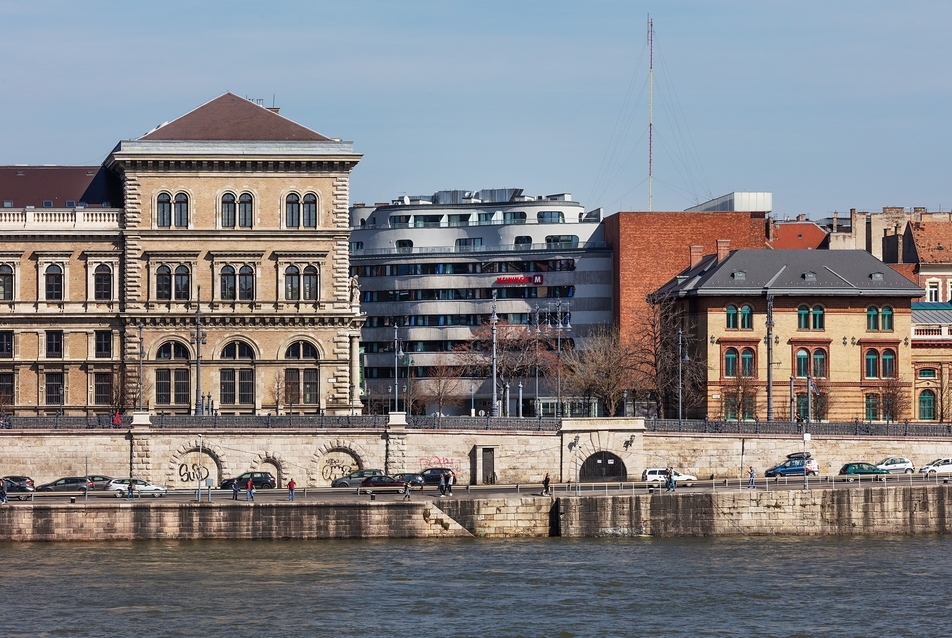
[913,325,950,339]
[0,208,122,230]
[350,240,606,257]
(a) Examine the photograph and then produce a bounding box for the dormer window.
[42,201,53,208]
[731,271,746,281]
[803,272,817,281]
[871,272,884,281]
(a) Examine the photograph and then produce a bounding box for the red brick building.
[603,211,768,336]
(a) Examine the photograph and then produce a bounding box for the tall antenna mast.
[648,15,654,212]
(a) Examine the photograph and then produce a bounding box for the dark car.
[3,479,34,500]
[357,475,408,494]
[3,475,34,488]
[392,473,425,489]
[331,469,383,488]
[839,462,890,481]
[764,456,819,477]
[220,472,276,490]
[36,476,94,492]
[420,468,455,486]
[87,475,113,490]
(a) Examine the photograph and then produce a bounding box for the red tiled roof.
[768,221,828,250]
[140,93,331,142]
[0,166,122,208]
[909,222,952,264]
[888,262,919,285]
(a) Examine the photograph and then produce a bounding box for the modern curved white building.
[349,188,612,417]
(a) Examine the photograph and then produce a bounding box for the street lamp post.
[491,290,498,417]
[138,321,144,412]
[549,301,571,418]
[405,353,413,415]
[678,328,683,421]
[504,383,510,417]
[190,286,207,416]
[518,381,523,418]
[534,307,541,418]
[470,382,475,417]
[393,324,402,412]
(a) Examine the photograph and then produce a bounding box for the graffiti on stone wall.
[176,451,216,485]
[418,456,463,472]
[318,452,359,483]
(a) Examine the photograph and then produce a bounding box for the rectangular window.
[285,368,301,404]
[45,372,64,405]
[0,331,12,358]
[303,369,318,404]
[795,394,808,420]
[174,369,190,405]
[220,369,236,404]
[239,369,254,404]
[156,369,171,404]
[95,331,111,358]
[0,372,13,404]
[94,372,112,405]
[928,282,940,302]
[46,331,63,358]
[865,394,879,421]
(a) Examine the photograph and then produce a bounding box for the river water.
[2,535,948,637]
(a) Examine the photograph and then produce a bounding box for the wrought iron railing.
[644,418,952,438]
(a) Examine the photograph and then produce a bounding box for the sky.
[2,0,951,218]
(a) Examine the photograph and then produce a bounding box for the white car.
[642,468,697,487]
[106,478,169,497]
[919,459,952,476]
[876,457,915,474]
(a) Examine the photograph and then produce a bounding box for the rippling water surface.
[2,535,949,637]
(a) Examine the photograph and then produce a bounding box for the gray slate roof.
[912,302,952,324]
[655,249,924,298]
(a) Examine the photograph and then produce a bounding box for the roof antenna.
[272,94,275,108]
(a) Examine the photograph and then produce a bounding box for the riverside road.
[9,473,947,504]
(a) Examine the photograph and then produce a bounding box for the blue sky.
[2,1,951,217]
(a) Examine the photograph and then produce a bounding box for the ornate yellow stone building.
[0,93,363,416]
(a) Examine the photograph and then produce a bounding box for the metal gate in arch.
[579,451,627,482]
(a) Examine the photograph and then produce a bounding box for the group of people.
[438,470,455,497]
[230,477,297,501]
[665,467,676,492]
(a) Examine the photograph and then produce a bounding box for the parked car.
[105,478,169,497]
[220,472,276,490]
[357,475,408,494]
[876,457,915,474]
[642,468,697,487]
[36,477,94,492]
[764,456,819,477]
[919,458,952,476]
[87,475,113,490]
[420,468,456,486]
[3,478,34,500]
[331,469,384,488]
[838,462,890,480]
[392,473,425,489]
[3,475,34,488]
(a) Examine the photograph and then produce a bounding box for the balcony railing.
[351,241,606,257]
[645,418,952,437]
[0,208,122,230]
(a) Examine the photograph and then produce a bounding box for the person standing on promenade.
[403,481,411,501]
[748,466,756,489]
[287,478,296,501]
[231,480,240,500]
[112,411,122,427]
[665,467,675,492]
[0,480,7,504]
[543,473,551,496]
[447,470,455,497]
[245,478,254,501]
[438,472,446,497]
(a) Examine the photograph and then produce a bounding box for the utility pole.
[766,294,775,421]
[190,287,207,416]
[491,290,498,417]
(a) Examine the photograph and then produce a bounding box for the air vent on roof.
[16,171,24,176]
[803,271,817,281]
[732,270,746,281]
[42,201,53,208]
[86,170,95,176]
[2,201,11,208]
[871,272,884,281]
[65,201,75,208]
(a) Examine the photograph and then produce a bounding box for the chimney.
[689,245,704,268]
[832,212,838,233]
[716,239,731,263]
[796,214,806,222]
[767,217,776,242]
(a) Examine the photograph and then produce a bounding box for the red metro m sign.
[495,274,544,285]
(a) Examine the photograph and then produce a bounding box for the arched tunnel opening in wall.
[579,451,627,482]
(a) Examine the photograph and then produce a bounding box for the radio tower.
[648,15,654,212]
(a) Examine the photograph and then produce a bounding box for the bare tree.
[722,373,758,420]
[561,324,636,417]
[880,376,912,422]
[426,353,464,416]
[111,361,142,414]
[456,320,544,411]
[269,371,287,414]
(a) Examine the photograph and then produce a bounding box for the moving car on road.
[838,463,890,481]
[3,478,34,500]
[919,458,952,476]
[765,453,819,477]
[105,478,169,497]
[331,469,383,488]
[357,475,408,494]
[36,477,94,493]
[220,472,276,490]
[87,475,113,490]
[642,468,697,487]
[392,473,425,489]
[3,476,34,489]
[876,457,915,474]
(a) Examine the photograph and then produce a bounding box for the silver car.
[106,478,169,497]
[919,459,952,476]
[876,457,915,474]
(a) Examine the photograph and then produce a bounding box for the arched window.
[286,194,300,227]
[157,341,190,360]
[220,340,255,406]
[284,340,319,406]
[94,264,112,301]
[740,348,755,377]
[881,306,893,331]
[302,265,318,301]
[285,266,300,300]
[222,341,255,359]
[173,193,189,227]
[174,265,190,300]
[796,348,809,377]
[220,266,236,300]
[156,266,171,300]
[285,341,318,359]
[238,266,254,301]
[0,264,12,300]
[740,305,753,330]
[302,193,317,227]
[45,264,63,301]
[920,390,937,420]
[221,193,236,227]
[155,341,190,406]
[797,305,809,330]
[726,305,738,330]
[865,349,879,378]
[812,305,825,330]
[812,349,826,378]
[867,306,879,331]
[157,193,171,227]
[724,348,738,377]
[238,193,253,228]
[881,349,896,378]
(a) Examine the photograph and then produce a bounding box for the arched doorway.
[580,451,627,482]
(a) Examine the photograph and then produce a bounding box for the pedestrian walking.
[438,472,446,497]
[0,480,8,504]
[748,466,756,489]
[665,467,675,492]
[447,470,455,496]
[287,477,296,501]
[542,472,551,496]
[231,481,240,500]
[245,478,255,501]
[112,411,122,427]
[403,481,411,501]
